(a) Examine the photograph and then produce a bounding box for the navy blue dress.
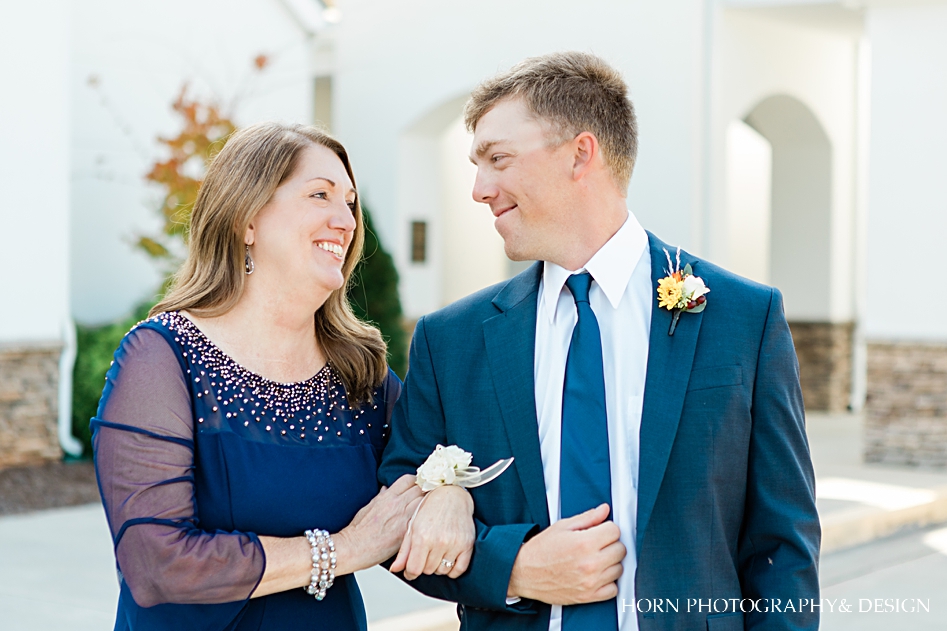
[92,312,399,631]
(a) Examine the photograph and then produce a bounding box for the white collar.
[540,211,648,324]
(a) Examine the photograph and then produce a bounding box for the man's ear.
[572,131,599,182]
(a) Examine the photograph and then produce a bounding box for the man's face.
[469,98,575,263]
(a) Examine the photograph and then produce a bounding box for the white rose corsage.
[415,444,514,492]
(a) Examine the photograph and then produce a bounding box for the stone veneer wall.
[865,341,947,467]
[0,344,63,469]
[787,322,853,413]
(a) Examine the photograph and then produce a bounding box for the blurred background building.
[1,0,946,468]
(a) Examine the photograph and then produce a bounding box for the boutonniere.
[657,247,709,336]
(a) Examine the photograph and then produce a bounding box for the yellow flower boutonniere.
[657,247,709,336]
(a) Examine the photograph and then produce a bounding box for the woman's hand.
[332,474,424,576]
[390,485,475,580]
[253,475,421,598]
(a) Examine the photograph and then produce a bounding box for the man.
[379,51,820,631]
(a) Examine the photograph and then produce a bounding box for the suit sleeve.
[378,316,538,612]
[739,289,821,630]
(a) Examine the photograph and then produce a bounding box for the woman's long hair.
[151,122,387,403]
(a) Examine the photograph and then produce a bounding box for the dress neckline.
[169,311,332,389]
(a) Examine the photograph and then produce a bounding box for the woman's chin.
[312,271,346,295]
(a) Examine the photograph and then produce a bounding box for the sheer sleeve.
[92,327,265,608]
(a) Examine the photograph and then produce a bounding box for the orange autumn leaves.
[137,54,271,262]
[137,86,236,260]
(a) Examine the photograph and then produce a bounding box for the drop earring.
[245,244,255,275]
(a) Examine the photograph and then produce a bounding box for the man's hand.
[390,485,475,580]
[507,503,624,605]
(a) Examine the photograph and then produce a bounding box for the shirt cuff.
[506,596,522,606]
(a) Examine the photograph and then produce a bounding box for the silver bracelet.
[304,529,336,600]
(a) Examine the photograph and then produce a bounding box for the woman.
[93,122,426,630]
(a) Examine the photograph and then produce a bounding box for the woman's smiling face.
[247,143,357,296]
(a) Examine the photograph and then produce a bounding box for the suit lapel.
[482,263,550,529]
[636,233,705,556]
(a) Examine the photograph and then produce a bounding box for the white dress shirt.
[534,212,652,631]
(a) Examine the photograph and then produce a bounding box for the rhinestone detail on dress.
[138,311,387,442]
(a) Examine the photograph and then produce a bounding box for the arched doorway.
[745,94,832,321]
[726,94,851,411]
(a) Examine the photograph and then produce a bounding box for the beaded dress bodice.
[167,310,387,446]
[92,312,400,631]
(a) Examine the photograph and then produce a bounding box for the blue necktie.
[560,273,618,630]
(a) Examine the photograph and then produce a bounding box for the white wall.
[70,0,314,324]
[393,96,469,317]
[440,116,508,306]
[711,7,859,322]
[864,4,947,340]
[333,0,707,315]
[746,94,834,321]
[394,105,511,318]
[725,120,772,285]
[0,1,72,344]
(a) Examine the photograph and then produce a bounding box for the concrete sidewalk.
[1,412,946,631]
[807,412,947,553]
[0,503,455,631]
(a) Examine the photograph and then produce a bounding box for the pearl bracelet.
[304,529,336,601]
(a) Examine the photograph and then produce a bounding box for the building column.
[863,6,947,466]
[0,1,73,469]
[865,342,947,466]
[0,345,63,468]
[789,322,854,413]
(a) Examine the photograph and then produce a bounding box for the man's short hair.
[465,51,638,190]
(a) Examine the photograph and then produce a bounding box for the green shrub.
[71,301,155,456]
[348,204,407,379]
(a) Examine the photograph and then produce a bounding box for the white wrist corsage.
[415,444,514,492]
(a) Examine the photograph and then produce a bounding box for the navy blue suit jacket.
[379,233,820,631]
